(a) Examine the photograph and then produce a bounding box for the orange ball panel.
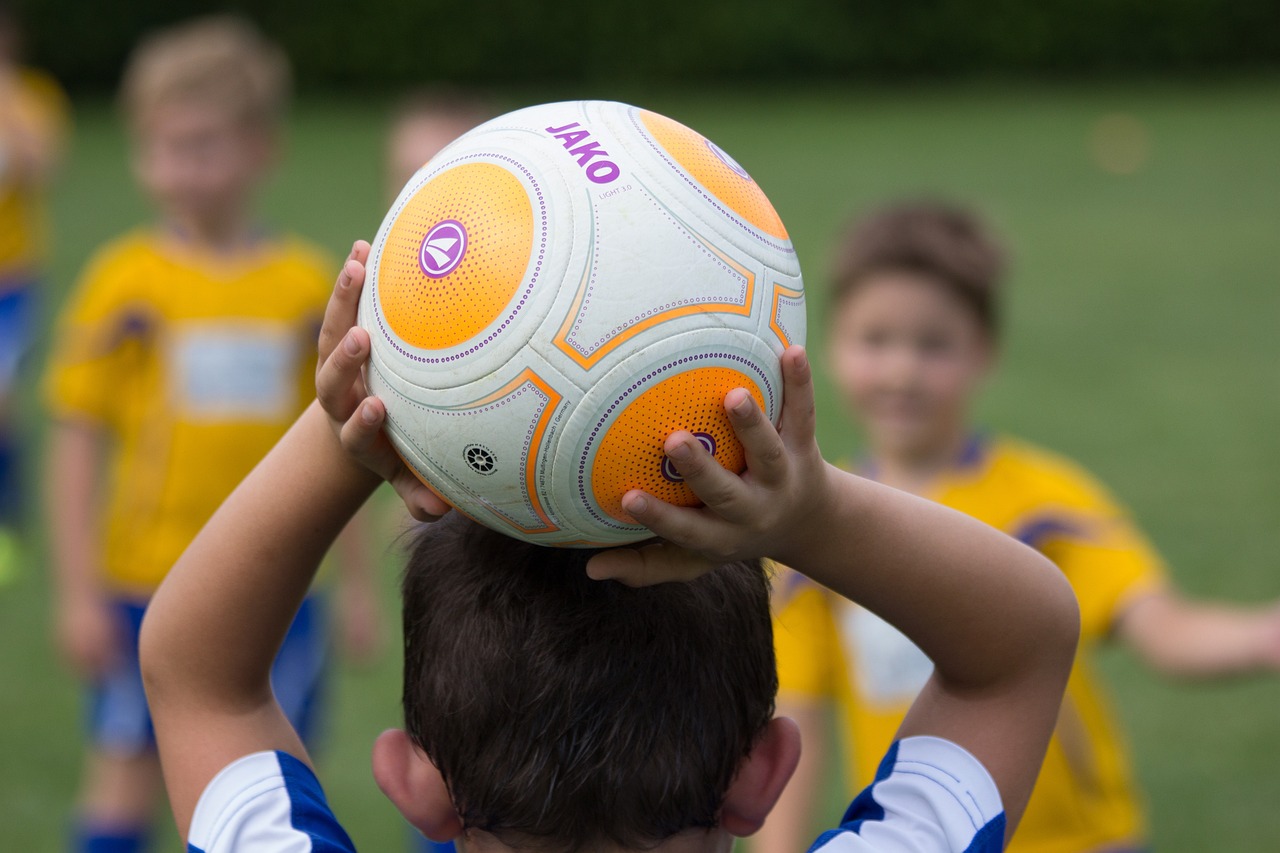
[638,110,788,241]
[590,367,766,522]
[378,162,533,350]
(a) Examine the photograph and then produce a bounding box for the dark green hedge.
[17,0,1280,92]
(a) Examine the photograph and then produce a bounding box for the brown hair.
[120,15,290,130]
[400,514,776,851]
[830,200,1006,336]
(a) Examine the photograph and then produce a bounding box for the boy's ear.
[372,728,463,842]
[720,716,802,837]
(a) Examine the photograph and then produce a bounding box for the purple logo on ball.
[661,433,717,483]
[705,139,753,182]
[419,220,468,278]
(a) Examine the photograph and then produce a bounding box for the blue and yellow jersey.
[774,435,1167,853]
[43,230,332,595]
[0,67,69,283]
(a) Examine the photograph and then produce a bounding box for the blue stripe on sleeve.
[1012,516,1084,551]
[277,751,358,851]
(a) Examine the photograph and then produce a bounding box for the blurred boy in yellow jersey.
[755,201,1280,853]
[41,17,379,853]
[0,2,67,579]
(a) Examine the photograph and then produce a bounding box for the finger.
[338,396,388,460]
[317,327,372,421]
[586,541,714,587]
[618,488,738,558]
[777,346,817,454]
[662,430,755,523]
[393,477,452,522]
[352,239,371,265]
[724,387,788,487]
[317,255,368,367]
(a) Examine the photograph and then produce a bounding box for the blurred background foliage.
[19,0,1280,92]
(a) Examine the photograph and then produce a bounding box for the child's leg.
[74,750,162,852]
[75,600,160,852]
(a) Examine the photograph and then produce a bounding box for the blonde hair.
[121,15,290,129]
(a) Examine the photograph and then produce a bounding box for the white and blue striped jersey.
[189,736,1003,852]
[808,736,1006,852]
[187,751,354,852]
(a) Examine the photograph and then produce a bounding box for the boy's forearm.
[1119,592,1280,676]
[141,402,379,710]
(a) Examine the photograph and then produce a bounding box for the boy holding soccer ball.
[42,17,378,852]
[757,201,1280,853]
[138,242,1078,851]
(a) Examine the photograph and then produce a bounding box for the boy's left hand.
[587,346,832,586]
[316,241,450,523]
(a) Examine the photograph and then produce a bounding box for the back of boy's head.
[401,514,776,851]
[831,200,1006,337]
[120,15,290,131]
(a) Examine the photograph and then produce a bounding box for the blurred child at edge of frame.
[754,200,1280,853]
[0,0,68,583]
[41,16,380,853]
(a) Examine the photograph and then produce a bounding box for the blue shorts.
[0,283,35,392]
[88,595,329,755]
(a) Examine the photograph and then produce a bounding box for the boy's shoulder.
[982,435,1123,515]
[80,230,332,287]
[75,229,166,290]
[256,233,334,286]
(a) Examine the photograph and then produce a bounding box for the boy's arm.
[139,247,447,838]
[1116,591,1280,676]
[586,351,1079,839]
[139,401,376,836]
[44,419,117,677]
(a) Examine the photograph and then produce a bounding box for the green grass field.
[2,79,1279,850]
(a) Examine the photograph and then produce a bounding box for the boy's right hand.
[315,241,450,523]
[587,346,834,586]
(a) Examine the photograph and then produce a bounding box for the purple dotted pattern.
[371,153,549,365]
[575,351,777,531]
[565,191,749,358]
[626,108,794,257]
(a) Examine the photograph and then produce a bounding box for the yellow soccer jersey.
[0,68,69,279]
[774,435,1167,853]
[44,230,332,594]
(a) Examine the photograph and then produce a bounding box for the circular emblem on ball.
[705,139,753,182]
[463,443,497,475]
[419,219,469,278]
[660,433,717,483]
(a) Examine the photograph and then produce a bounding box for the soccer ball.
[358,100,805,546]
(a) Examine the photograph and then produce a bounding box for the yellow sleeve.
[42,243,152,424]
[772,566,842,702]
[1028,477,1168,642]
